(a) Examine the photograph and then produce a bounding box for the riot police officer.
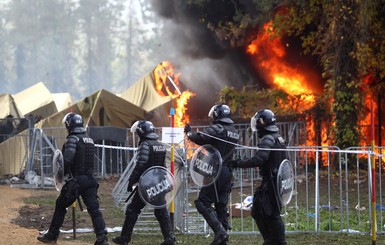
[37,112,108,245]
[229,109,287,245]
[184,104,240,245]
[112,120,176,245]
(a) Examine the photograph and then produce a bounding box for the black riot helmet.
[62,112,86,134]
[251,109,279,136]
[130,120,159,140]
[208,104,234,124]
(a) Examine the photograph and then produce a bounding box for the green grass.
[18,174,385,244]
[66,232,385,245]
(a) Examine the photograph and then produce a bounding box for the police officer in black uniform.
[184,104,240,245]
[37,113,108,245]
[112,120,176,245]
[229,109,287,245]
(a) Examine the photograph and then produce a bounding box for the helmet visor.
[250,113,258,131]
[130,121,140,133]
[62,112,72,127]
[208,105,216,118]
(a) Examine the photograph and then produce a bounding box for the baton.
[77,197,84,211]
[125,186,138,202]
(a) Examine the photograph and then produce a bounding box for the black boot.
[155,208,176,245]
[207,211,228,245]
[160,237,176,245]
[112,235,130,245]
[220,240,230,245]
[95,233,109,245]
[112,211,138,244]
[195,200,228,245]
[37,231,59,244]
[204,211,228,245]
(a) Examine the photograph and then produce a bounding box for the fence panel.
[2,122,385,237]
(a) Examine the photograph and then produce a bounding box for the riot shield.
[137,166,175,209]
[189,144,222,187]
[276,159,294,206]
[53,149,65,191]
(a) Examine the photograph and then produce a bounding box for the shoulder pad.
[67,135,79,143]
[261,134,275,143]
[210,124,225,133]
[277,136,285,145]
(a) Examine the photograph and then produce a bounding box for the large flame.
[153,61,195,127]
[246,21,331,165]
[246,21,319,110]
[246,21,382,153]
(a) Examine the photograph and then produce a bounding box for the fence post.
[315,150,319,233]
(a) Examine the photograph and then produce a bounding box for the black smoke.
[149,0,262,120]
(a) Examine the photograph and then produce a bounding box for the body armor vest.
[261,134,287,184]
[146,140,167,167]
[72,134,95,175]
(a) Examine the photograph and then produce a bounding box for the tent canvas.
[119,72,172,112]
[0,93,22,119]
[0,89,149,177]
[119,71,173,127]
[37,89,148,130]
[13,82,58,118]
[52,93,74,112]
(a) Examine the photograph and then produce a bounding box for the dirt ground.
[0,181,115,245]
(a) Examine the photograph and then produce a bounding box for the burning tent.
[118,70,172,127]
[119,62,195,127]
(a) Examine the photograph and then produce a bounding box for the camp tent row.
[1,68,173,129]
[0,66,177,177]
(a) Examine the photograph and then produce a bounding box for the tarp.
[37,89,147,129]
[52,93,74,112]
[119,72,172,112]
[0,89,149,177]
[13,82,58,118]
[0,93,22,119]
[118,72,172,127]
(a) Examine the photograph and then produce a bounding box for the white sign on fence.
[161,127,184,144]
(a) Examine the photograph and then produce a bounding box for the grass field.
[15,174,385,245]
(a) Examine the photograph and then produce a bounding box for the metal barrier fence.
[109,144,385,236]
[2,121,385,237]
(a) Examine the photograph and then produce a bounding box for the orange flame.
[246,21,319,111]
[246,21,382,151]
[246,21,329,164]
[359,75,379,146]
[153,61,196,127]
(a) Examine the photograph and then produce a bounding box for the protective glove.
[184,123,191,134]
[228,159,240,168]
[127,182,133,192]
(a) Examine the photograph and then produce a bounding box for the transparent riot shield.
[137,166,175,209]
[276,159,294,206]
[189,144,222,187]
[52,149,65,191]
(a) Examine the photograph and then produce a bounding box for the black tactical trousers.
[196,165,232,230]
[122,191,174,241]
[49,175,107,236]
[251,188,287,245]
